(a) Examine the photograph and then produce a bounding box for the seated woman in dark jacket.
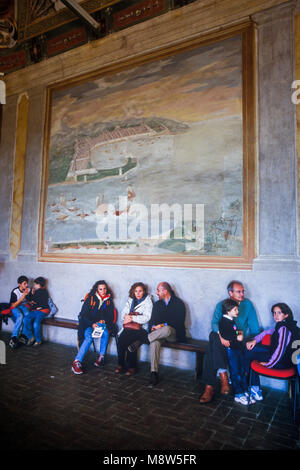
[72,280,117,375]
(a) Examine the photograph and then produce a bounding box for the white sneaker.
[234,394,255,405]
[244,392,256,404]
[250,387,263,401]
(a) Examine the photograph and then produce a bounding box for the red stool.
[249,334,299,422]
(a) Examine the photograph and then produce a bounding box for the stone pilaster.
[252,1,300,271]
[0,94,18,261]
[18,86,46,262]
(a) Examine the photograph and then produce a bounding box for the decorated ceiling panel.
[0,0,196,74]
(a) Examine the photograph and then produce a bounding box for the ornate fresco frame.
[38,22,256,269]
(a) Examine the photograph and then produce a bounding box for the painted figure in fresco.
[115,282,152,376]
[128,282,186,386]
[199,280,260,403]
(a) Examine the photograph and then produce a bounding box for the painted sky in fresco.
[51,36,242,135]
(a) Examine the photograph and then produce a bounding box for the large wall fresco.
[40,31,251,264]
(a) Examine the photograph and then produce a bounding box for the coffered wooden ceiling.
[0,0,196,73]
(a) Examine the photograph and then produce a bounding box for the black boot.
[149,371,158,386]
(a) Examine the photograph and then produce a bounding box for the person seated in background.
[245,302,300,402]
[115,282,152,376]
[128,282,186,386]
[8,275,31,349]
[22,276,50,347]
[200,280,261,403]
[72,280,117,375]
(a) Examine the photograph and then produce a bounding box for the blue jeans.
[23,310,48,343]
[75,326,109,363]
[227,347,248,396]
[10,304,30,338]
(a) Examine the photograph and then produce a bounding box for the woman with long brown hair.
[72,280,117,375]
[115,282,152,376]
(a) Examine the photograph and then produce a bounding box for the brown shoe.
[114,365,123,374]
[219,372,230,394]
[199,385,214,403]
[125,368,136,376]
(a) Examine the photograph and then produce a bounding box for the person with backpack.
[22,277,50,347]
[72,280,117,375]
[8,275,31,349]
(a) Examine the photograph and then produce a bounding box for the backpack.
[0,303,12,325]
[48,297,58,317]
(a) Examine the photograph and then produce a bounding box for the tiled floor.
[0,331,299,452]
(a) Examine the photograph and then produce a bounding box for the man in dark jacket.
[129,282,186,385]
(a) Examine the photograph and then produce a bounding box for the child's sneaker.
[26,337,35,346]
[19,334,28,345]
[8,336,18,349]
[250,386,263,401]
[72,360,83,375]
[244,392,256,404]
[234,394,253,405]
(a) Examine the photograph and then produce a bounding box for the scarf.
[95,292,110,310]
[130,294,146,312]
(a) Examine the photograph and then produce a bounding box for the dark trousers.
[201,331,228,386]
[244,344,273,387]
[117,328,148,369]
[227,348,247,395]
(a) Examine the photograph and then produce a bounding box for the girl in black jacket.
[246,303,300,401]
[72,280,117,375]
